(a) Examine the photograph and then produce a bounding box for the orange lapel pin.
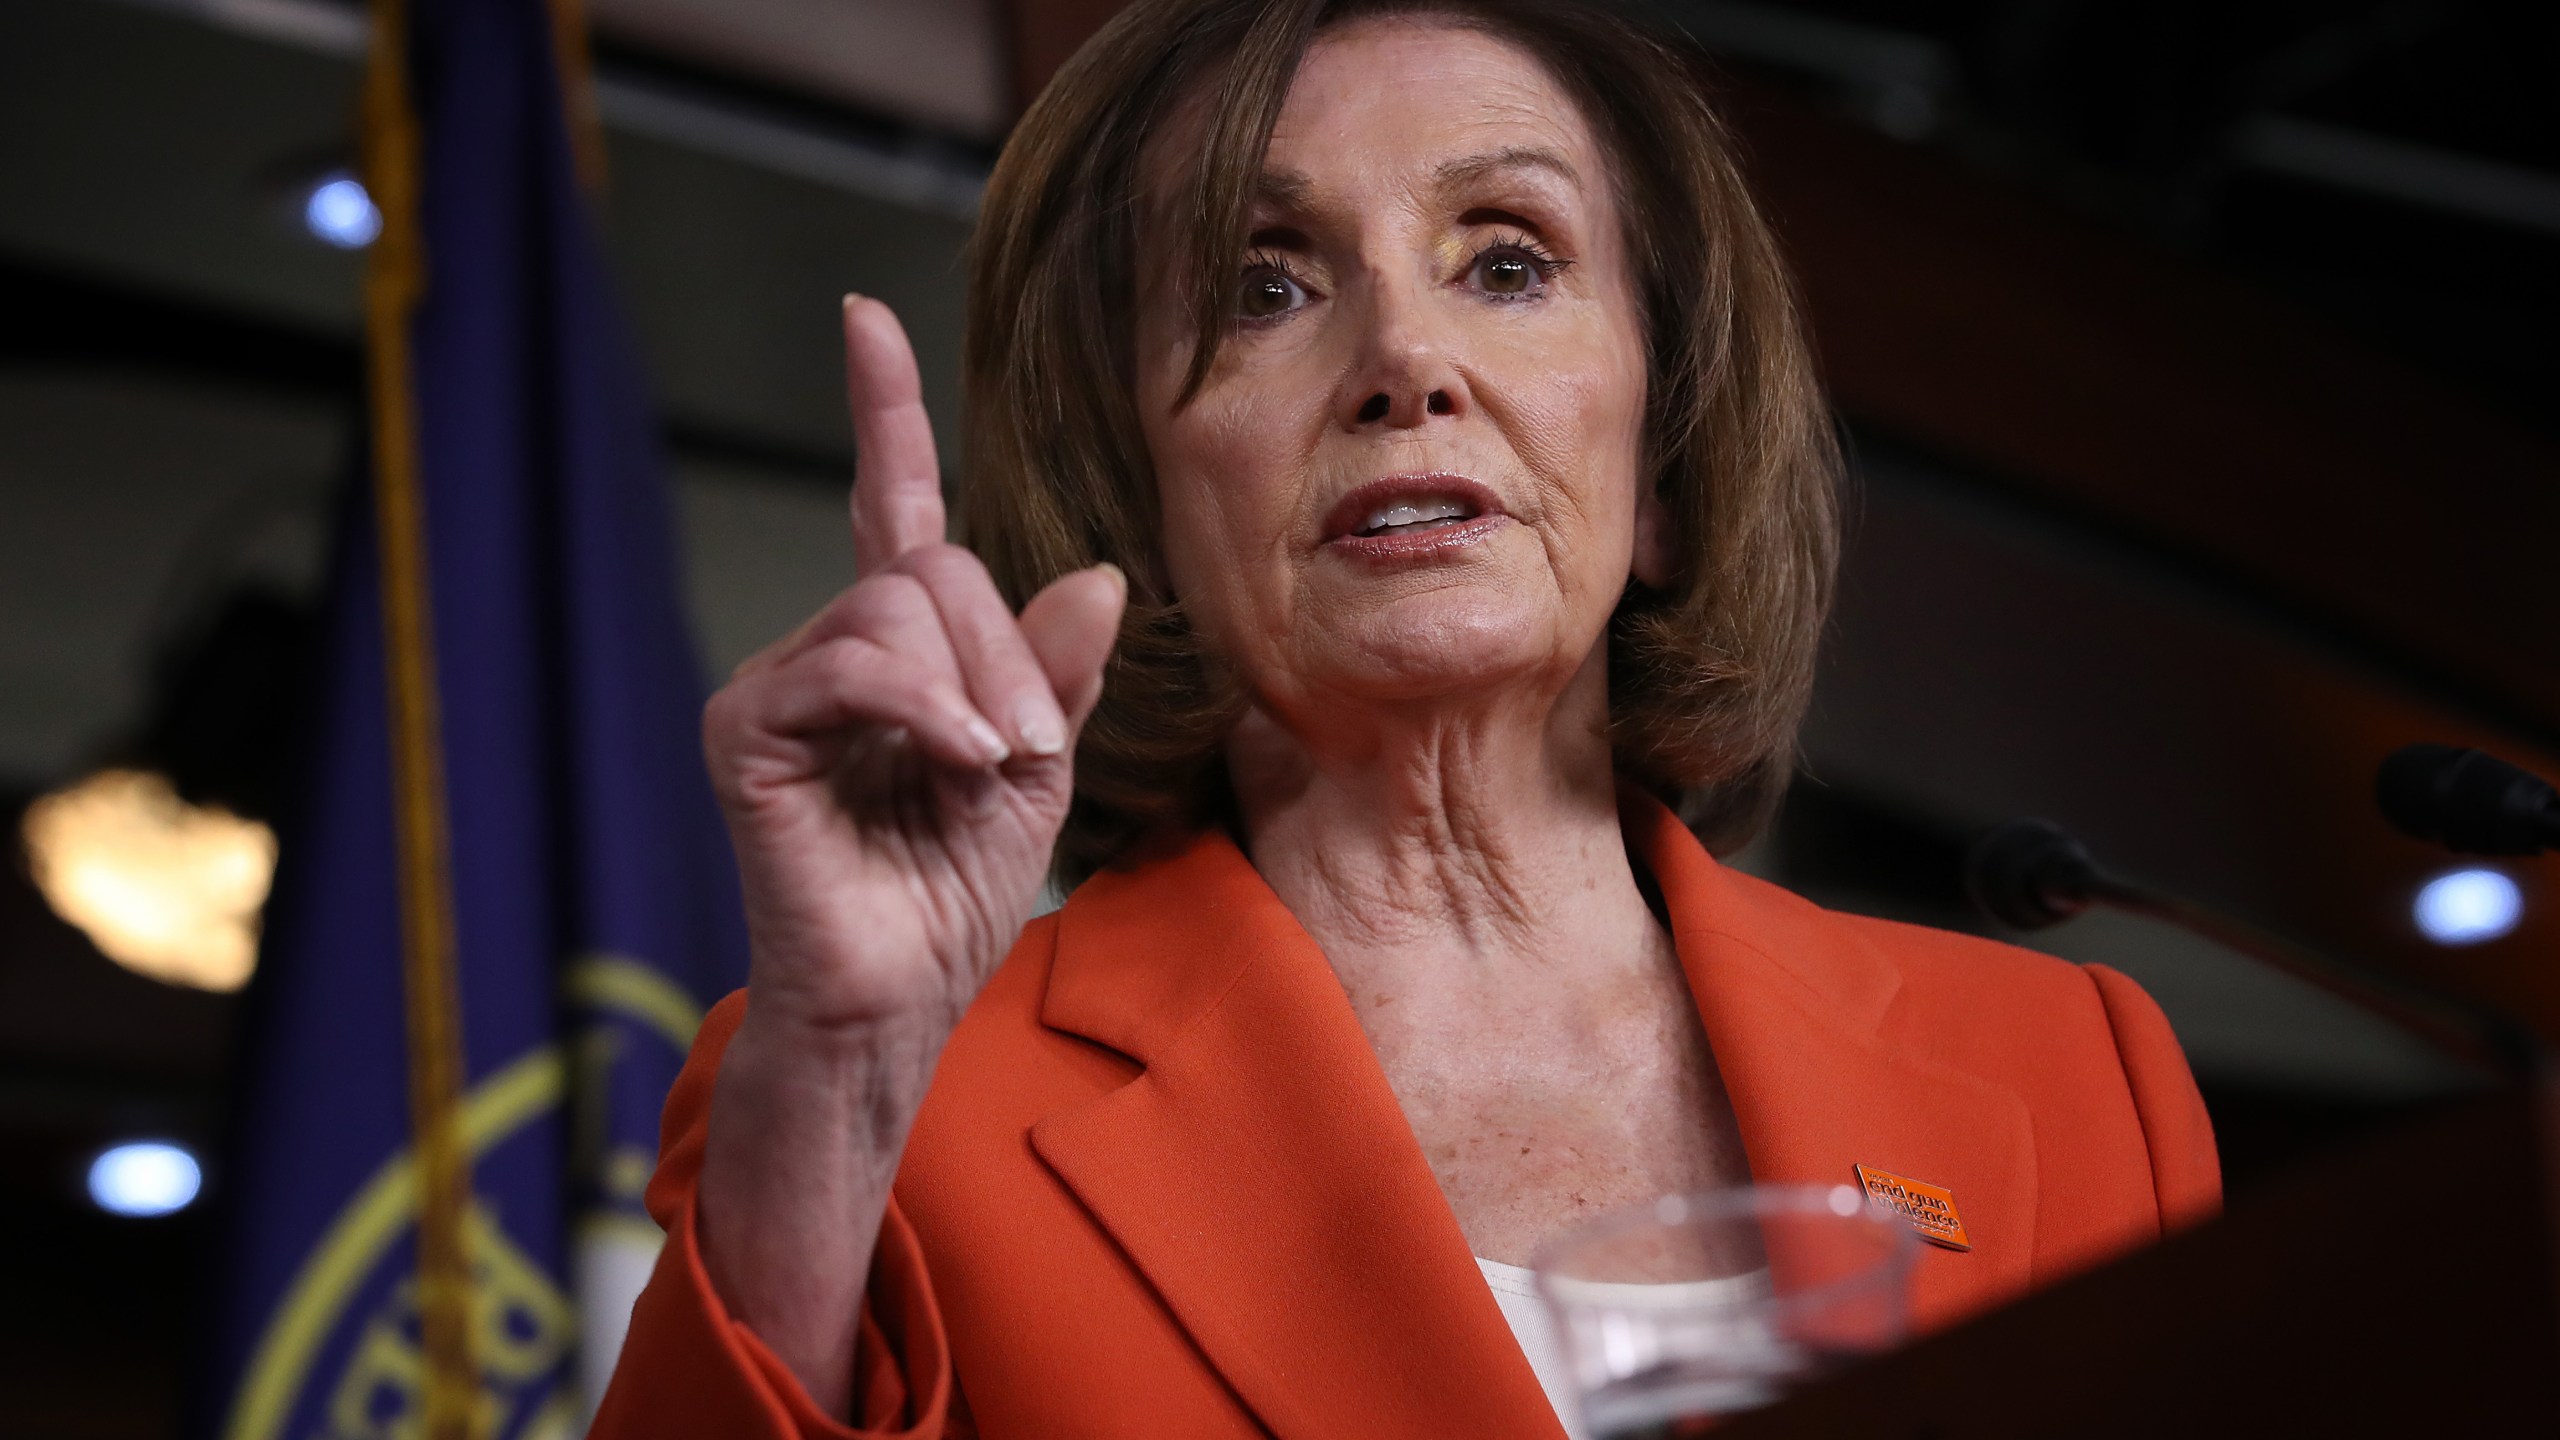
[1853,1164,1972,1252]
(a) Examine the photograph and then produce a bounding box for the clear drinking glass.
[1532,1185,1919,1438]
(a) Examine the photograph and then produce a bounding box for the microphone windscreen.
[1965,819,2095,931]
[2376,743,2464,842]
[2376,743,2559,856]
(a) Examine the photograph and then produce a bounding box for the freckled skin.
[1133,19,1750,1265]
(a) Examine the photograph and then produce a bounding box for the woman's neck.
[1226,652,1747,1269]
[1227,652,1661,999]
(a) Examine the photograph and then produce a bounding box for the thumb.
[1019,564,1126,729]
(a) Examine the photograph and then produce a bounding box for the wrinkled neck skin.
[1226,642,1668,1015]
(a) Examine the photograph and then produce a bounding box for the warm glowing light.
[2413,867,2523,946]
[22,769,275,991]
[88,1141,203,1217]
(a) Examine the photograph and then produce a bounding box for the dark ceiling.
[1648,0,2559,437]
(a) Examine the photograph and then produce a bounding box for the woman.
[594,1,2218,1435]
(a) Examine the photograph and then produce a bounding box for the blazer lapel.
[1625,791,2040,1326]
[1029,832,1565,1440]
[1024,796,2039,1437]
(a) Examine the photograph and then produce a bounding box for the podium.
[1723,1081,2560,1436]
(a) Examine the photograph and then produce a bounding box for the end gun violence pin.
[1853,1164,1972,1252]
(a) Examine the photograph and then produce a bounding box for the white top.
[1475,1257,1590,1437]
[1474,1257,1777,1439]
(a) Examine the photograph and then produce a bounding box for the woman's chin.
[1292,601,1574,706]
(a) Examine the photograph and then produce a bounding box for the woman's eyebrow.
[1432,144,1580,196]
[1253,168,1318,213]
[1252,145,1579,216]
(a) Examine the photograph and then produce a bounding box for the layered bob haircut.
[963,0,1841,882]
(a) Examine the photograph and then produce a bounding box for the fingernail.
[962,715,1011,766]
[841,292,865,315]
[1015,697,1068,758]
[1096,562,1127,596]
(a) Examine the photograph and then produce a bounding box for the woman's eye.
[1477,252,1537,295]
[1466,241,1567,298]
[1238,266,1306,320]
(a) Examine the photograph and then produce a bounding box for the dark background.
[2,0,2554,1433]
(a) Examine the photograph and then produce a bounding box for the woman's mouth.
[1354,497,1475,536]
[1320,474,1510,559]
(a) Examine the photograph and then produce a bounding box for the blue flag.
[202,0,749,1435]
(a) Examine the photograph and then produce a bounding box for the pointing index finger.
[843,295,947,575]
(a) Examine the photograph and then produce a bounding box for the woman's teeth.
[1359,498,1472,535]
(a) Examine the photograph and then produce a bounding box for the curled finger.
[731,634,1010,771]
[894,544,1070,760]
[738,570,964,692]
[1019,563,1129,729]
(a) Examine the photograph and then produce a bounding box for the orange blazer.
[593,790,2219,1439]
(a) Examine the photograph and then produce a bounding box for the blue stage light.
[2412,868,2523,946]
[88,1141,203,1217]
[303,174,382,249]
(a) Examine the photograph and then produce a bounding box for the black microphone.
[1963,818,2105,931]
[1963,816,2536,1076]
[2376,744,2560,857]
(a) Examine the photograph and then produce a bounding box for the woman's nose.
[1350,387,1457,426]
[1336,288,1467,431]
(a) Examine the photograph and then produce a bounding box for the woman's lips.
[1318,473,1510,560]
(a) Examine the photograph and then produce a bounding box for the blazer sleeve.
[589,991,964,1440]
[2085,964,2222,1234]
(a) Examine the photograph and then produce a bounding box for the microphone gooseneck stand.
[1964,815,2544,1081]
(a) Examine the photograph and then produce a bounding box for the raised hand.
[704,296,1124,1034]
[694,297,1122,1417]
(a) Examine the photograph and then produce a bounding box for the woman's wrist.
[733,917,985,1041]
[716,999,952,1168]
[697,1000,953,1420]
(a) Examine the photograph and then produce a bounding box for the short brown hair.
[962,0,1841,883]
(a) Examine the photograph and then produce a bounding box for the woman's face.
[1134,17,1656,728]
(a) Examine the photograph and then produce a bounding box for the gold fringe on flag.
[358,0,479,1436]
[547,0,609,193]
